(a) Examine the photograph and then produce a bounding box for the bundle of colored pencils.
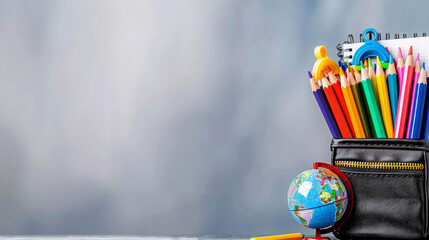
[309,46,429,139]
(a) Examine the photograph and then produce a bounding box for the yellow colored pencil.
[340,68,366,138]
[376,57,394,138]
[251,233,304,240]
[348,64,371,138]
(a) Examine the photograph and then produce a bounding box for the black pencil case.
[330,138,429,240]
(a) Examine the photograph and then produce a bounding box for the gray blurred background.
[0,0,427,236]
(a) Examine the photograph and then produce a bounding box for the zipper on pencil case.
[335,160,424,171]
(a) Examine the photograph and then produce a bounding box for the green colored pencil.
[349,67,372,138]
[360,61,386,138]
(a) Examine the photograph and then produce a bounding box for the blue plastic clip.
[352,28,390,69]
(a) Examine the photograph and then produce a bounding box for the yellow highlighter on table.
[251,233,304,240]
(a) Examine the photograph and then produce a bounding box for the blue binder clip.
[352,28,390,70]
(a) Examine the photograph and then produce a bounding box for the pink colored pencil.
[397,48,405,95]
[395,46,414,138]
[406,54,421,138]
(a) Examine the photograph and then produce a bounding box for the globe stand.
[303,229,330,240]
[301,162,354,240]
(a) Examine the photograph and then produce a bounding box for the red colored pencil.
[395,46,414,138]
[327,66,356,137]
[321,77,353,138]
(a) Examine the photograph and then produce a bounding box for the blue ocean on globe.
[287,169,347,229]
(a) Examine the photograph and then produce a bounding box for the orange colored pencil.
[340,69,366,138]
[322,77,353,138]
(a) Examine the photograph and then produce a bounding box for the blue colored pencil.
[421,69,429,138]
[308,72,342,138]
[387,55,399,126]
[409,66,427,139]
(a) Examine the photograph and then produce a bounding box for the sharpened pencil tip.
[368,58,372,68]
[345,61,350,67]
[353,65,359,73]
[423,63,425,70]
[308,71,313,79]
[376,56,381,66]
[339,67,345,76]
[408,46,413,55]
[416,53,420,62]
[389,55,394,64]
[398,47,403,59]
[361,61,365,69]
[326,66,331,72]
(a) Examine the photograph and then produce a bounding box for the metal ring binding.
[337,40,352,62]
[348,34,354,44]
[386,33,390,40]
[403,34,407,38]
[395,34,400,39]
[424,33,427,37]
[414,33,418,37]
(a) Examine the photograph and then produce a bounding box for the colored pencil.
[406,54,421,138]
[321,76,353,138]
[361,61,386,138]
[327,66,355,137]
[308,71,341,138]
[421,70,429,139]
[367,58,379,109]
[397,47,405,95]
[251,233,304,240]
[386,55,399,127]
[376,56,394,138]
[356,65,377,137]
[385,47,397,66]
[409,66,427,139]
[342,62,347,78]
[340,68,366,138]
[352,65,373,138]
[395,46,414,138]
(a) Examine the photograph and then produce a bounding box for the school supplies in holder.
[312,46,340,80]
[350,28,390,70]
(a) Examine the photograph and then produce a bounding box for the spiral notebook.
[337,32,429,63]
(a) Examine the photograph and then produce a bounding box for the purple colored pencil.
[308,72,342,138]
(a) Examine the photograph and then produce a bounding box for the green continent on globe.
[318,169,345,204]
[335,199,347,221]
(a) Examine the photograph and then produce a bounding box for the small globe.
[287,168,348,229]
